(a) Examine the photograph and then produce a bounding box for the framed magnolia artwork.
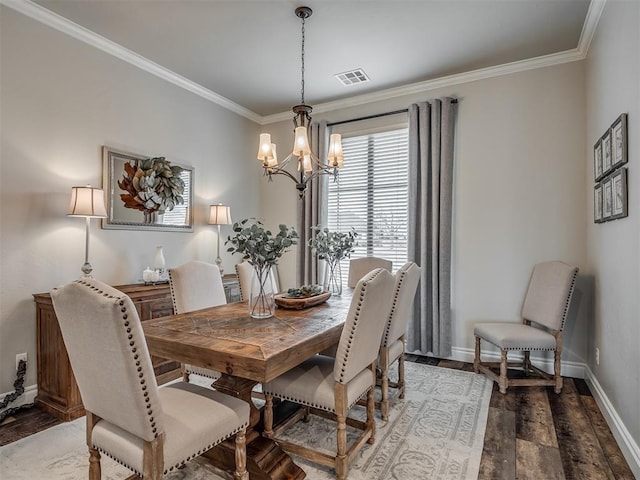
[102,146,194,232]
[602,130,613,177]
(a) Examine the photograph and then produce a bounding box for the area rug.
[0,363,491,480]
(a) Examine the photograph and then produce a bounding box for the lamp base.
[81,262,93,277]
[215,256,223,275]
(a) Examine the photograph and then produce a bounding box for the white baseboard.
[449,346,586,379]
[0,384,37,413]
[585,367,640,479]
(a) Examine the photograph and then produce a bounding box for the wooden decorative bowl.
[274,291,332,309]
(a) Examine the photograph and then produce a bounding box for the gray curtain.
[406,98,458,358]
[296,121,329,286]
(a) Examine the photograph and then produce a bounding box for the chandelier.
[256,6,344,198]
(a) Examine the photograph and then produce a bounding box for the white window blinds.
[327,127,409,277]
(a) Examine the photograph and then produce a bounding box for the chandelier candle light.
[67,185,107,277]
[256,6,344,198]
[208,204,232,273]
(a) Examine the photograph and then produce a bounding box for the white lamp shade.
[68,186,107,217]
[208,204,232,225]
[292,126,312,157]
[301,154,313,173]
[267,143,278,167]
[327,133,344,167]
[257,133,274,162]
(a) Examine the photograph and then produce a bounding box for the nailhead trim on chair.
[167,269,179,313]
[75,278,250,476]
[382,268,407,347]
[559,269,578,331]
[75,280,159,438]
[262,388,369,414]
[337,268,384,384]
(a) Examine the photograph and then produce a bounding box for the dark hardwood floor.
[1,357,635,479]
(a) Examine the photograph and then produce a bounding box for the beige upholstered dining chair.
[347,256,392,288]
[378,261,422,420]
[168,261,225,382]
[50,278,250,480]
[474,260,579,394]
[235,260,280,301]
[263,268,396,480]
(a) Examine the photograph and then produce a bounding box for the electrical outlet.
[595,348,600,365]
[16,353,27,370]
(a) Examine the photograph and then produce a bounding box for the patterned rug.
[0,363,491,480]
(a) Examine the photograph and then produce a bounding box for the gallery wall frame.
[610,167,628,220]
[102,146,194,232]
[611,113,628,170]
[594,183,603,223]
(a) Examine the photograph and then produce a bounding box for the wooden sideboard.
[33,282,180,421]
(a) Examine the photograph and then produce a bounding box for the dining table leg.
[201,373,306,480]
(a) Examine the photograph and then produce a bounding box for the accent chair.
[378,261,422,420]
[473,260,579,394]
[50,278,250,480]
[168,261,225,382]
[347,256,392,288]
[262,268,396,480]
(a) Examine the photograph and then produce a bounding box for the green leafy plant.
[226,218,298,269]
[308,226,358,263]
[287,284,323,298]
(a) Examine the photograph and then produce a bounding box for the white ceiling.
[20,0,593,120]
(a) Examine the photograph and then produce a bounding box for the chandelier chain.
[300,14,305,105]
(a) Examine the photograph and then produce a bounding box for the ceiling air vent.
[335,68,370,86]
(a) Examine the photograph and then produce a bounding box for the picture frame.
[602,130,613,177]
[611,113,628,170]
[594,183,603,223]
[602,176,613,220]
[610,167,628,220]
[102,146,194,232]
[594,139,603,181]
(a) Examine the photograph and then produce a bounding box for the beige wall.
[263,61,589,365]
[585,0,640,462]
[0,8,261,392]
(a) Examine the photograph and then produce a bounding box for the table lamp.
[68,185,107,277]
[208,204,232,273]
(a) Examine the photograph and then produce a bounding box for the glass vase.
[249,265,276,319]
[323,259,342,296]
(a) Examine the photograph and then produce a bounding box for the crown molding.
[260,48,586,125]
[1,0,262,124]
[4,0,604,127]
[577,0,607,56]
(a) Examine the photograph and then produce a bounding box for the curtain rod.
[327,98,458,127]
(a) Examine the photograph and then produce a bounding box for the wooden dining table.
[142,291,353,480]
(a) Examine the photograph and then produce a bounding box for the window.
[327,127,409,281]
[160,170,191,225]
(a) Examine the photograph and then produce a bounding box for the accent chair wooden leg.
[234,429,248,480]
[398,349,405,400]
[303,406,311,423]
[474,336,481,373]
[142,435,164,480]
[86,411,101,480]
[499,349,508,394]
[88,447,101,480]
[380,352,390,421]
[181,364,190,383]
[263,393,274,438]
[523,350,531,375]
[554,349,563,394]
[335,384,348,480]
